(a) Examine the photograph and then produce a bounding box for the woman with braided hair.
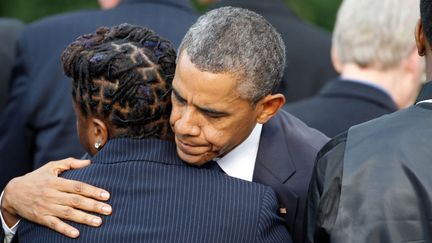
[62,23,175,153]
[13,23,291,243]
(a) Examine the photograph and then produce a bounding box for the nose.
[173,107,201,137]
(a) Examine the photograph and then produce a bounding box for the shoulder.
[269,109,329,150]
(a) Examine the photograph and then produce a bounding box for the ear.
[331,45,343,74]
[87,118,109,154]
[415,19,426,56]
[256,93,285,124]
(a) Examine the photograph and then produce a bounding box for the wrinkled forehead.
[173,52,243,104]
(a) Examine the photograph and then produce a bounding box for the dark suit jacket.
[285,79,398,137]
[0,18,24,111]
[306,82,432,242]
[16,138,292,243]
[254,109,329,243]
[0,0,197,191]
[211,0,337,103]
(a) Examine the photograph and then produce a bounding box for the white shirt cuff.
[1,191,20,243]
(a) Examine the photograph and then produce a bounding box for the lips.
[175,137,210,156]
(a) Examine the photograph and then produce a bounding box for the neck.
[340,63,416,108]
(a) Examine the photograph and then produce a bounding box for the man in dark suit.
[1,7,328,243]
[205,0,337,103]
[305,0,432,241]
[0,0,197,191]
[285,0,423,137]
[0,18,24,111]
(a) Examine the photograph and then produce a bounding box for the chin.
[177,149,213,166]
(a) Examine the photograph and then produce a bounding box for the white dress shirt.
[1,191,19,243]
[215,123,262,182]
[0,124,263,242]
[417,99,432,104]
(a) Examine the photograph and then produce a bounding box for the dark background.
[0,0,341,31]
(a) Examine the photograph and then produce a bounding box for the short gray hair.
[333,0,420,70]
[178,7,286,103]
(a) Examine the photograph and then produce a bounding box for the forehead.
[173,52,243,105]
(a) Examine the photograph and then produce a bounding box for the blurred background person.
[0,18,24,111]
[199,0,337,103]
[285,0,423,137]
[0,0,197,191]
[306,0,432,241]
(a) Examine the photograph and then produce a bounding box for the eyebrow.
[172,86,229,117]
[172,87,187,104]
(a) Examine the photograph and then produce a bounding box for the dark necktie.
[202,160,225,174]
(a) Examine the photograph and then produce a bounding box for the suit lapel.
[252,112,298,228]
[253,115,295,183]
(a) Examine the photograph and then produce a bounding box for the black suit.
[306,82,432,242]
[0,0,197,191]
[285,79,398,137]
[211,0,337,103]
[0,18,24,111]
[255,109,329,243]
[17,138,292,243]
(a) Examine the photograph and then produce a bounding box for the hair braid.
[62,23,176,139]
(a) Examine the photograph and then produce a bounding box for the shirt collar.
[215,124,263,182]
[416,99,432,105]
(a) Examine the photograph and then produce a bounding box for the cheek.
[202,125,232,150]
[169,105,181,126]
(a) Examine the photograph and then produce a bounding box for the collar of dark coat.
[90,138,185,166]
[319,79,398,111]
[212,0,299,20]
[119,0,196,12]
[253,110,296,183]
[415,81,432,103]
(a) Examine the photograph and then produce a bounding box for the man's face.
[170,52,260,165]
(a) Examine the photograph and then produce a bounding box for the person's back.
[0,0,197,191]
[209,0,337,102]
[0,18,24,111]
[285,0,422,137]
[18,138,290,243]
[285,80,398,137]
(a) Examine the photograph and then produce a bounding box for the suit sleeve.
[305,133,347,243]
[255,187,292,243]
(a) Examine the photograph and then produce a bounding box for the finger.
[47,158,91,175]
[58,193,112,216]
[54,177,111,201]
[42,215,80,238]
[50,204,103,228]
[70,159,91,170]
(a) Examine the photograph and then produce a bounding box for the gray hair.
[333,0,420,70]
[178,7,286,103]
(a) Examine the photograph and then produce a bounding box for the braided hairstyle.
[62,23,175,139]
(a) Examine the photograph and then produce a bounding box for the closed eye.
[172,88,187,104]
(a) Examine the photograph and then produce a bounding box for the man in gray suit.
[0,18,24,111]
